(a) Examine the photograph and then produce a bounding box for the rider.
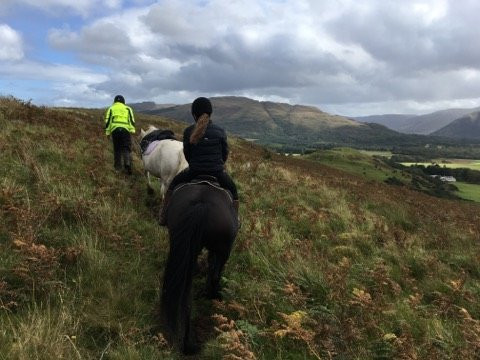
[104,95,136,174]
[159,97,239,226]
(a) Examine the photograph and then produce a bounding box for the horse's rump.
[168,182,236,234]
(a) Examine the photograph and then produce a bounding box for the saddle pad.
[143,140,161,156]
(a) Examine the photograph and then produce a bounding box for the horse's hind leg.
[206,249,230,300]
[160,180,167,200]
[181,294,200,354]
[146,171,154,195]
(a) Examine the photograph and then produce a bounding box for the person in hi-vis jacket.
[104,95,136,174]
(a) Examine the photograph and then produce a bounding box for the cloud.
[325,0,480,73]
[0,0,123,16]
[4,0,480,114]
[0,60,110,106]
[0,24,24,60]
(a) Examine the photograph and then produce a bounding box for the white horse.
[139,125,188,198]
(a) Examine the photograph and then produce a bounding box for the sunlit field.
[401,159,480,170]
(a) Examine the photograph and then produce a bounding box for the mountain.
[140,96,431,150]
[354,114,414,131]
[432,111,480,139]
[397,107,480,134]
[129,101,175,112]
[355,107,480,134]
[144,96,362,133]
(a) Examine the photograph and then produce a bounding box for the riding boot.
[159,189,173,226]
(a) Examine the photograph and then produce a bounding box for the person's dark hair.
[114,95,125,104]
[190,97,212,144]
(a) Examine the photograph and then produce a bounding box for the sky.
[1,0,480,116]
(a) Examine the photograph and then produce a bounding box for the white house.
[431,175,456,182]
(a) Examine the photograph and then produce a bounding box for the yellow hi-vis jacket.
[104,101,136,135]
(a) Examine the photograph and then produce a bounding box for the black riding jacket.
[183,122,228,173]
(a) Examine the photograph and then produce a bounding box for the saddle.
[140,129,177,154]
[173,175,233,202]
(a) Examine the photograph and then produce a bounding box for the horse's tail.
[160,202,207,347]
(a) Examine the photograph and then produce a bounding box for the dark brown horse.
[159,181,238,354]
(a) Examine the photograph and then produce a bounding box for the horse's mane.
[141,125,159,139]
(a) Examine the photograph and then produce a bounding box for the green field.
[401,159,480,170]
[455,182,480,202]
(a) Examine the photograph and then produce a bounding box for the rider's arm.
[220,130,229,162]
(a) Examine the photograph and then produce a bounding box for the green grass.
[1,97,480,359]
[455,182,480,202]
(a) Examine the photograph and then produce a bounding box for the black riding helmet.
[191,97,212,121]
[114,95,125,104]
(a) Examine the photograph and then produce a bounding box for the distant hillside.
[398,107,480,135]
[141,96,435,150]
[432,111,480,139]
[130,101,175,112]
[355,107,480,135]
[354,114,414,131]
[145,96,362,133]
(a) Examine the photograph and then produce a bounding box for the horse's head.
[140,125,159,140]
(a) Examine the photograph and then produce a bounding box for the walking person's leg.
[122,130,133,175]
[111,129,123,171]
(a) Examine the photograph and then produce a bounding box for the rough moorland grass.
[1,97,480,359]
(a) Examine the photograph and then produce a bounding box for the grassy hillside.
[304,148,408,183]
[1,97,480,359]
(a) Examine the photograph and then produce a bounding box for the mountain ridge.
[432,111,480,139]
[355,107,480,135]
[134,96,437,150]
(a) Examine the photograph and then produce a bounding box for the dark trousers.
[111,128,132,173]
[168,168,238,200]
